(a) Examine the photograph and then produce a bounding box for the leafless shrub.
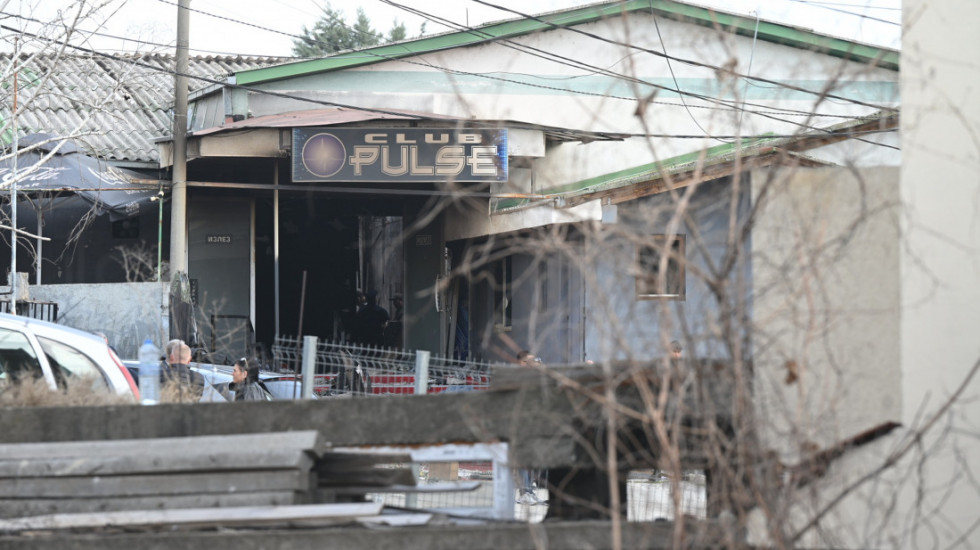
[158,379,204,404]
[0,374,133,408]
[113,242,159,282]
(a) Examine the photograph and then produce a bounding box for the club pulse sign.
[292,128,507,183]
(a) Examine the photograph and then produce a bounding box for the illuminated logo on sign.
[301,133,347,178]
[292,128,507,183]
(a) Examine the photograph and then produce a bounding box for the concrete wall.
[583,176,751,363]
[748,2,980,547]
[751,166,902,453]
[895,0,980,546]
[4,281,166,360]
[462,175,750,365]
[748,165,905,547]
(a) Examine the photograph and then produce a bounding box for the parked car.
[0,312,139,400]
[190,363,294,400]
[122,360,306,400]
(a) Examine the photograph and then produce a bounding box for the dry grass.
[158,380,204,404]
[0,376,135,407]
[0,375,209,407]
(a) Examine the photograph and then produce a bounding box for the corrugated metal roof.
[1,53,289,165]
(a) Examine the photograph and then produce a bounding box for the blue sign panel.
[292,128,508,183]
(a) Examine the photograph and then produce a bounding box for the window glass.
[494,256,512,329]
[0,328,43,385]
[636,235,686,300]
[37,336,109,390]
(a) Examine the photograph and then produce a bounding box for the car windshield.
[37,336,109,390]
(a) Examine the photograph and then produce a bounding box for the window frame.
[635,234,686,301]
[493,256,513,331]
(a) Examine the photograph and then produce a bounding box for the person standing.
[353,289,390,346]
[161,341,205,401]
[229,357,271,401]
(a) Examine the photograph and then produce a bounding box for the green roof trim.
[236,0,899,86]
[492,136,779,211]
[492,111,898,212]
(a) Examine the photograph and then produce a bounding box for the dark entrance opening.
[253,193,404,353]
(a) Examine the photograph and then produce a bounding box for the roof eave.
[235,0,899,87]
[493,111,900,212]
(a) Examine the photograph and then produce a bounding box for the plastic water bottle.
[138,339,161,405]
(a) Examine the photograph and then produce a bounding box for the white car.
[122,360,307,401]
[190,362,305,400]
[0,312,139,400]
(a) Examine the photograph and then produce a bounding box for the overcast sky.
[8,0,901,57]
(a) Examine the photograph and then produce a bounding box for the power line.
[468,0,898,112]
[0,10,292,58]
[379,0,894,142]
[1,19,898,149]
[786,0,901,24]
[379,0,888,133]
[651,15,719,142]
[147,0,885,127]
[797,0,900,10]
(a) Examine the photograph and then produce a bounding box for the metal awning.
[1,134,160,221]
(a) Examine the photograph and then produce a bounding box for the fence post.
[406,349,430,510]
[492,443,516,520]
[301,335,318,400]
[414,350,430,395]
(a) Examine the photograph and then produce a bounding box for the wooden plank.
[0,491,302,519]
[0,430,323,460]
[0,502,384,533]
[0,450,313,478]
[0,469,309,498]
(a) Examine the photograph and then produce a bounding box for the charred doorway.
[254,193,405,351]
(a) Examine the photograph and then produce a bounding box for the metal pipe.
[11,44,19,313]
[274,160,280,338]
[35,209,41,284]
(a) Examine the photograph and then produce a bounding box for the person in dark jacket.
[353,289,389,346]
[229,357,270,401]
[161,341,205,400]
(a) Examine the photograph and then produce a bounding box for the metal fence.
[0,300,59,322]
[269,336,705,522]
[270,336,491,397]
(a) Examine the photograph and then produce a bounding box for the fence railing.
[270,336,492,397]
[269,336,705,522]
[0,300,59,322]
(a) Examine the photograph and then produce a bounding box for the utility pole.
[170,0,190,276]
[10,39,19,315]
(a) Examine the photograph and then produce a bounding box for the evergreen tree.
[293,4,407,57]
[386,21,407,43]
